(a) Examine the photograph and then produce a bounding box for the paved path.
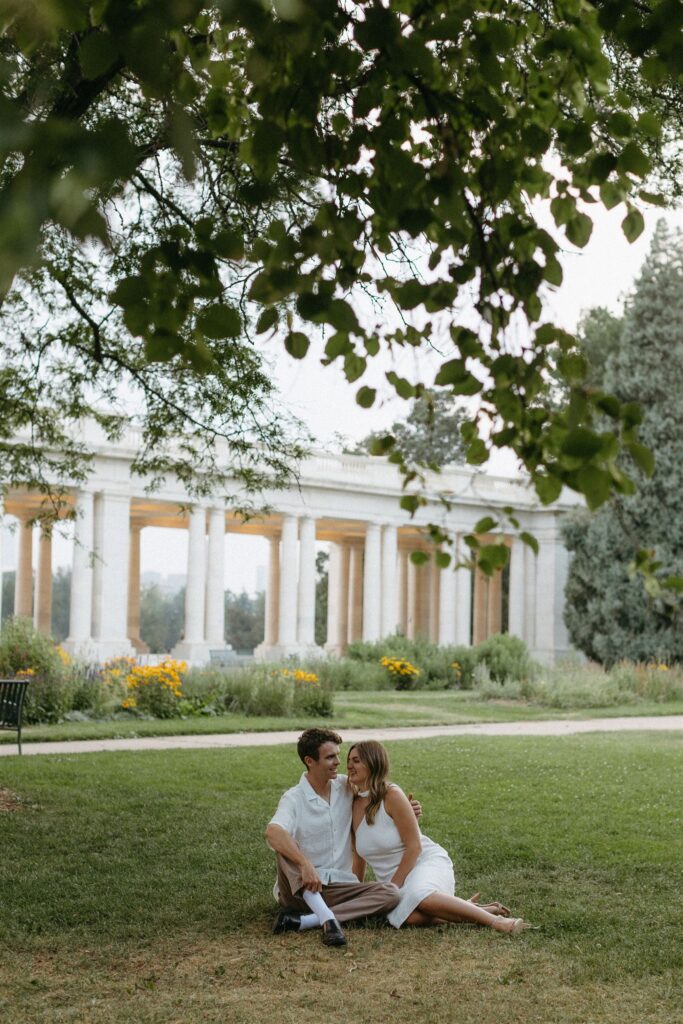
[2,715,682,757]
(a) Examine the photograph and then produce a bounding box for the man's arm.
[265,823,323,892]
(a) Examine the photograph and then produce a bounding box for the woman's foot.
[468,893,510,917]
[497,917,533,935]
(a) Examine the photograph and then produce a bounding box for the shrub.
[311,659,390,692]
[380,656,421,690]
[475,633,534,683]
[122,659,186,718]
[0,618,74,723]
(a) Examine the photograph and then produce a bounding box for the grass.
[2,690,682,745]
[1,731,682,1023]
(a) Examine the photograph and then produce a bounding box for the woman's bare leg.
[417,893,528,933]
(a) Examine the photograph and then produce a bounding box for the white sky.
[3,202,682,593]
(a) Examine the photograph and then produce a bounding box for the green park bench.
[0,678,30,755]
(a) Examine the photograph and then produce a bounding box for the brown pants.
[276,855,400,923]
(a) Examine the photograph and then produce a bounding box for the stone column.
[127,525,148,654]
[438,562,458,646]
[428,558,440,643]
[205,508,226,647]
[0,496,3,624]
[64,490,95,655]
[91,491,134,659]
[454,538,473,646]
[362,523,381,642]
[533,517,571,664]
[508,537,527,642]
[487,568,503,636]
[278,513,299,650]
[380,525,398,637]
[14,517,33,617]
[348,544,363,644]
[33,530,53,635]
[406,556,418,640]
[325,542,341,653]
[255,534,280,659]
[173,505,209,663]
[297,516,317,648]
[397,547,409,634]
[472,567,488,644]
[416,561,430,638]
[337,542,351,654]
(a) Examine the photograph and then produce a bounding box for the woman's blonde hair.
[349,740,390,825]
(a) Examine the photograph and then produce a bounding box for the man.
[266,728,417,947]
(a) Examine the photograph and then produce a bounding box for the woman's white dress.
[354,787,456,928]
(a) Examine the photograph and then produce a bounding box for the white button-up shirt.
[269,772,357,886]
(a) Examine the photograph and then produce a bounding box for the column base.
[254,642,323,663]
[129,636,150,655]
[63,638,135,662]
[171,641,215,666]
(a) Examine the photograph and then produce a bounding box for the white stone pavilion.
[0,421,578,664]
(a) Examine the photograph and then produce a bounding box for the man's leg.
[321,880,400,923]
[273,856,347,946]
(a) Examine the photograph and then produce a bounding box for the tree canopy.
[1,1,682,554]
[562,221,683,663]
[356,388,468,468]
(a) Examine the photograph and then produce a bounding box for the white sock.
[298,913,321,931]
[301,890,336,925]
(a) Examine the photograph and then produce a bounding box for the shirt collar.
[300,772,345,802]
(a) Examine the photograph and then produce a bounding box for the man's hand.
[408,793,422,819]
[301,859,323,892]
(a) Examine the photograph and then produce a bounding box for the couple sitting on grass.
[266,728,532,947]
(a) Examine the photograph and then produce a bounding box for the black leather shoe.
[322,919,347,947]
[273,908,302,934]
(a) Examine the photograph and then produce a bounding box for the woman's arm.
[352,850,367,882]
[384,786,422,889]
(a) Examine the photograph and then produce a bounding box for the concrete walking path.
[2,715,682,757]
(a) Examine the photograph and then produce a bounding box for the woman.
[348,740,532,934]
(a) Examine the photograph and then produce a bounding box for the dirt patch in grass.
[0,787,26,812]
[1,924,679,1024]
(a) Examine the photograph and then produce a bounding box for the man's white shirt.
[269,772,358,891]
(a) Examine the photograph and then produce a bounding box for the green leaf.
[344,351,366,382]
[369,435,395,456]
[409,550,429,566]
[400,495,421,514]
[324,333,351,360]
[519,531,539,556]
[577,465,612,509]
[561,428,603,459]
[474,516,497,534]
[386,371,415,399]
[79,31,119,80]
[435,551,451,569]
[284,331,310,358]
[356,386,376,408]
[213,228,245,260]
[466,439,488,465]
[534,473,563,505]
[256,307,278,334]
[622,208,645,243]
[111,276,147,306]
[434,359,467,386]
[618,142,651,178]
[565,213,593,248]
[197,304,241,339]
[627,441,655,476]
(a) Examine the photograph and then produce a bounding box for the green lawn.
[1,731,681,1023]
[2,690,682,745]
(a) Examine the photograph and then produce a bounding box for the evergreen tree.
[563,222,683,664]
[225,590,264,653]
[357,389,467,469]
